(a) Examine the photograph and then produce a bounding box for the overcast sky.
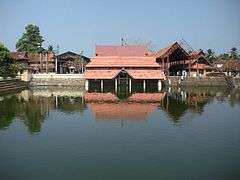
[0,0,239,56]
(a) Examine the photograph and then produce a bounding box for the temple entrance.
[116,70,130,86]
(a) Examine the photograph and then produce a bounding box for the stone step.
[0,85,26,92]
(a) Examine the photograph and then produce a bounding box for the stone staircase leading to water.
[0,79,28,93]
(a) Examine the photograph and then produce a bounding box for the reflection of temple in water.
[1,86,239,133]
[85,92,166,121]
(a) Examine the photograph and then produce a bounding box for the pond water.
[0,86,240,180]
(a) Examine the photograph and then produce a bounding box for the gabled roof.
[189,49,205,59]
[95,45,151,57]
[86,56,161,68]
[56,51,90,61]
[155,42,189,59]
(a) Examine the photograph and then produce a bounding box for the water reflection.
[85,92,166,121]
[0,86,240,134]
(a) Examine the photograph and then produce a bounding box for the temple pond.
[0,86,240,179]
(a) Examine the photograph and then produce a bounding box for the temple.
[155,42,213,76]
[84,45,166,92]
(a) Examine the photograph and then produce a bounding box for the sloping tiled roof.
[10,52,28,60]
[95,45,151,56]
[86,56,161,68]
[190,63,213,70]
[155,44,174,58]
[84,69,121,79]
[56,51,90,62]
[11,52,55,62]
[213,59,240,71]
[155,42,189,58]
[126,69,166,80]
[189,50,205,59]
[84,69,165,80]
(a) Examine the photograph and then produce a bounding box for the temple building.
[155,42,213,77]
[213,59,240,76]
[11,51,55,73]
[187,50,213,77]
[55,51,90,74]
[84,45,166,92]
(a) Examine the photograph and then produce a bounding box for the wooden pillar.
[115,78,118,92]
[189,60,191,77]
[55,57,58,73]
[158,80,162,92]
[40,53,43,73]
[162,59,165,70]
[143,80,146,92]
[46,53,48,73]
[101,80,104,92]
[167,56,170,76]
[85,80,89,91]
[129,78,132,93]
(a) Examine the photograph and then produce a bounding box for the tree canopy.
[0,43,15,77]
[16,24,44,53]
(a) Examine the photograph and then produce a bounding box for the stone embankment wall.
[29,74,85,86]
[0,79,28,93]
[167,76,237,87]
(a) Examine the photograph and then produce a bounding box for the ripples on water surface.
[0,86,240,180]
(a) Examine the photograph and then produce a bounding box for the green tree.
[16,24,44,53]
[205,49,216,63]
[230,47,238,59]
[218,53,230,60]
[48,45,54,52]
[0,43,15,77]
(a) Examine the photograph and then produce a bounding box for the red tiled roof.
[213,59,240,71]
[95,45,151,56]
[10,52,28,60]
[155,42,189,58]
[84,69,165,80]
[190,64,212,70]
[84,69,121,79]
[86,56,161,68]
[126,69,166,80]
[155,44,174,58]
[189,50,205,59]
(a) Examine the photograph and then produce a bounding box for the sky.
[0,0,240,56]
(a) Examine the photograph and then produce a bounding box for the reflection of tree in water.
[0,94,53,134]
[57,96,87,114]
[159,96,188,123]
[0,95,18,130]
[228,89,240,107]
[159,87,221,123]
